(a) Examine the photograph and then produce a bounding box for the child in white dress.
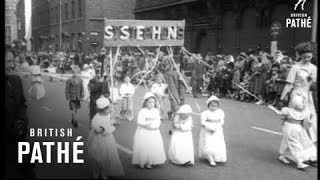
[87,97,124,179]
[132,92,166,169]
[198,95,227,166]
[268,94,317,170]
[168,104,194,165]
[119,76,135,121]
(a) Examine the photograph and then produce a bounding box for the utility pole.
[59,0,62,51]
[311,0,318,42]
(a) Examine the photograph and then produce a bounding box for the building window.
[72,0,75,19]
[78,0,82,17]
[65,3,68,20]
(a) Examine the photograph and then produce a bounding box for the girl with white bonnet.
[132,92,166,169]
[87,97,124,179]
[198,95,227,166]
[268,93,317,170]
[28,63,46,100]
[168,104,194,165]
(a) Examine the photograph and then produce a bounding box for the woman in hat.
[268,94,317,170]
[28,61,46,100]
[168,104,194,165]
[198,95,227,166]
[132,92,166,169]
[280,41,317,143]
[87,97,124,179]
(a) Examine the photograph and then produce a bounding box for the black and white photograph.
[4,0,318,179]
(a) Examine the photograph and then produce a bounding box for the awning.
[62,32,71,37]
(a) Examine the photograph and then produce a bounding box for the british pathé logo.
[294,0,307,10]
[286,0,311,28]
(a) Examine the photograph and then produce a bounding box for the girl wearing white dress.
[119,76,135,121]
[28,65,46,100]
[168,104,194,165]
[87,97,124,179]
[132,92,166,169]
[198,95,227,166]
[268,94,317,170]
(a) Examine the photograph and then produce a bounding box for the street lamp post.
[311,0,318,42]
[59,0,62,51]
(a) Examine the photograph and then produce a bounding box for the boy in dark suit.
[65,66,84,127]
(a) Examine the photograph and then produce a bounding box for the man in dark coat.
[162,56,186,120]
[88,71,110,123]
[65,66,84,127]
[5,49,36,179]
[189,54,206,98]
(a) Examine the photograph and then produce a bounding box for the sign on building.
[103,19,185,47]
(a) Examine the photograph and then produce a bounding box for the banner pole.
[109,47,114,103]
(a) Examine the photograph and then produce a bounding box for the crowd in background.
[6,42,318,111]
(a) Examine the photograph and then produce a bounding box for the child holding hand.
[198,96,227,166]
[132,92,166,169]
[168,104,194,165]
[87,97,124,179]
[268,94,317,170]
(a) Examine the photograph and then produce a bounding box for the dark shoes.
[71,119,78,127]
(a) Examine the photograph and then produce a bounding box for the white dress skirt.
[198,109,227,162]
[87,113,124,178]
[132,108,166,166]
[28,75,46,100]
[168,117,194,164]
[278,107,317,163]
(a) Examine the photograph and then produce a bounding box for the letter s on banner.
[120,26,130,40]
[105,26,114,39]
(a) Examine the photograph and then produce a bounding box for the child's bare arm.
[267,105,282,115]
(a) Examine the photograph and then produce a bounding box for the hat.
[206,95,219,105]
[96,97,110,109]
[83,64,89,69]
[177,104,193,114]
[143,92,155,100]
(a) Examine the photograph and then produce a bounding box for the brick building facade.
[16,0,25,42]
[134,0,316,56]
[5,0,18,45]
[32,0,135,53]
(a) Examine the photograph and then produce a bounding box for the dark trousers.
[89,100,97,121]
[192,78,203,97]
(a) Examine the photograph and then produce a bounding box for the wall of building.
[16,0,25,41]
[32,0,136,53]
[5,0,18,45]
[135,0,316,56]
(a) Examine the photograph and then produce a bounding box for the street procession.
[4,0,318,179]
